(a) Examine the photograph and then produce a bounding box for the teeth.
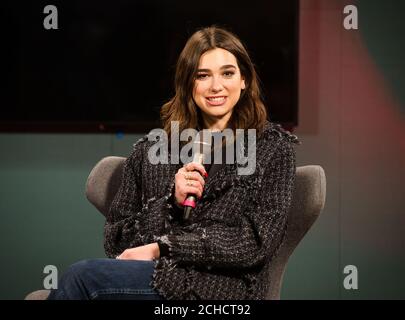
[207,97,226,101]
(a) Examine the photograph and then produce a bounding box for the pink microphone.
[183,130,212,220]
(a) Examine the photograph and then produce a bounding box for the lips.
[205,96,227,106]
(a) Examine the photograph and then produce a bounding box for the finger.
[184,162,208,178]
[183,171,205,186]
[175,171,184,182]
[191,172,205,187]
[184,162,206,174]
[177,167,187,174]
[184,180,204,195]
[183,186,203,199]
[175,170,189,183]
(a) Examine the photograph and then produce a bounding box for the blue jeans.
[47,259,164,300]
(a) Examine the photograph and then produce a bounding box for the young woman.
[47,25,300,300]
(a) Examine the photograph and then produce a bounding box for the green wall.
[0,133,143,299]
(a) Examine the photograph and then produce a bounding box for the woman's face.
[193,48,245,127]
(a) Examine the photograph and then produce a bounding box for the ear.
[241,78,246,90]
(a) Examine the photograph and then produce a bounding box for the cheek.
[228,82,243,96]
[194,83,205,98]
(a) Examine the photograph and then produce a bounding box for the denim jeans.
[47,259,164,300]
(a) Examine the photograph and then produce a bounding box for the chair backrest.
[86,156,126,217]
[85,157,326,299]
[265,165,326,299]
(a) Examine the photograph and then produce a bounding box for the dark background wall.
[1,0,404,299]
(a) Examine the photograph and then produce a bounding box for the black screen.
[2,0,299,133]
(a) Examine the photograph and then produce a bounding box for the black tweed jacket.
[104,121,300,299]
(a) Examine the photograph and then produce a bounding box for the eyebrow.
[197,64,237,72]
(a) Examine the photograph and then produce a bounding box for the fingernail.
[204,172,208,178]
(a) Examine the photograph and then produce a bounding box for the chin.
[203,110,229,118]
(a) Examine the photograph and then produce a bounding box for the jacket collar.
[164,121,289,201]
[200,121,276,201]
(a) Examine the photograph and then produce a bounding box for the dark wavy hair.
[160,25,268,140]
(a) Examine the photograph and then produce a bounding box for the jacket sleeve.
[103,141,145,258]
[103,138,181,258]
[157,141,296,269]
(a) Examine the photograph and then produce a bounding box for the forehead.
[198,48,238,69]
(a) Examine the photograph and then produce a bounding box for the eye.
[223,71,235,77]
[196,73,208,80]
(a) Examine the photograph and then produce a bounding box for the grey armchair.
[25,157,326,300]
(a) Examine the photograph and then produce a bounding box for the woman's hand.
[116,243,160,260]
[174,162,208,207]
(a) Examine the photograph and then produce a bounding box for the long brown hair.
[160,25,268,140]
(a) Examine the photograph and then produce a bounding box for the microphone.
[183,130,212,221]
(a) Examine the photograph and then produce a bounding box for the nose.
[210,75,224,92]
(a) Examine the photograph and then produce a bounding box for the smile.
[206,96,227,106]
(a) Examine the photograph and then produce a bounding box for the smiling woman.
[160,26,267,141]
[46,25,300,300]
[193,49,246,131]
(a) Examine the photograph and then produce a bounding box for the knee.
[63,259,98,281]
[51,259,101,300]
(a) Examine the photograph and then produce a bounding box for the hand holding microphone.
[174,130,212,220]
[173,162,208,219]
